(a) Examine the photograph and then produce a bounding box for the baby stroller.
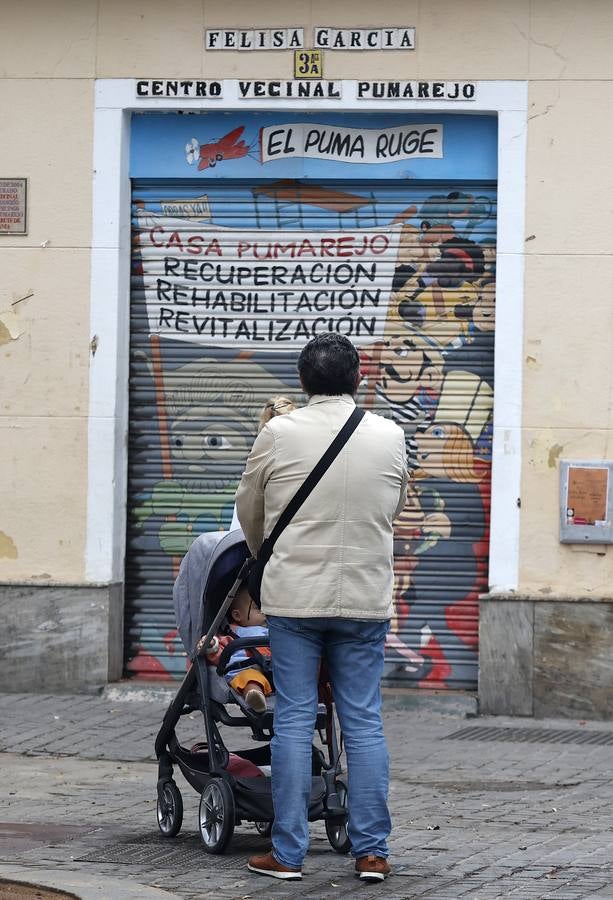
[154,529,351,854]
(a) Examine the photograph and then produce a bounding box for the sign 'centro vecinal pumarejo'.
[133,80,476,102]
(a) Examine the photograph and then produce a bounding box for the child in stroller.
[205,582,272,713]
[154,529,351,857]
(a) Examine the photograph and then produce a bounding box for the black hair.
[391,263,417,293]
[427,237,485,287]
[297,333,360,396]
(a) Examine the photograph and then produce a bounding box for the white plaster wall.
[0,0,611,597]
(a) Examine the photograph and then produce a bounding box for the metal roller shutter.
[126,179,496,689]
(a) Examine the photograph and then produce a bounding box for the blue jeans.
[267,615,391,868]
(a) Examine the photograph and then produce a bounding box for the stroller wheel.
[157,781,183,837]
[254,820,272,838]
[325,779,351,854]
[198,778,235,854]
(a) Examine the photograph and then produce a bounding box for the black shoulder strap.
[261,406,365,559]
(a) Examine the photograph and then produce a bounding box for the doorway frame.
[86,79,528,601]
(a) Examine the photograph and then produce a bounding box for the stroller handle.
[193,558,251,660]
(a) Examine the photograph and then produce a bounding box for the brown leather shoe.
[355,855,391,881]
[248,851,302,880]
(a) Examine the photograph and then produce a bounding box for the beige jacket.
[235,394,407,620]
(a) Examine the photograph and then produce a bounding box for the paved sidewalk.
[2,691,613,898]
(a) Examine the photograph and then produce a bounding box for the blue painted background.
[130,111,497,181]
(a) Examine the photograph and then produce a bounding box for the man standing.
[235,333,407,883]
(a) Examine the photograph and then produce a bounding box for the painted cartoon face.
[389,274,427,330]
[452,282,479,310]
[417,223,455,261]
[395,222,454,267]
[378,334,444,405]
[170,406,252,480]
[420,281,478,321]
[413,421,482,483]
[414,282,479,348]
[413,423,454,476]
[472,293,496,332]
[155,358,298,491]
[480,242,496,274]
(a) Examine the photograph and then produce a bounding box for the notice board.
[560,460,613,543]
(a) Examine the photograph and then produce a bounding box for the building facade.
[1,0,612,718]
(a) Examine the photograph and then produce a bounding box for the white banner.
[135,213,402,349]
[260,122,442,164]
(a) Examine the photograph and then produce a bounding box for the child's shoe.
[244,686,267,713]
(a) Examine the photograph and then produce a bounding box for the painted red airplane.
[188,126,249,171]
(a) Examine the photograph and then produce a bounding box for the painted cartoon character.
[391,193,493,298]
[375,328,444,433]
[479,237,497,276]
[392,206,455,279]
[386,481,452,678]
[185,126,249,171]
[418,191,494,239]
[385,370,493,687]
[401,422,485,685]
[444,278,496,387]
[133,356,300,556]
[389,235,485,348]
[413,422,483,482]
[388,264,459,338]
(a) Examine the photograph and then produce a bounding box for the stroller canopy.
[173,529,249,656]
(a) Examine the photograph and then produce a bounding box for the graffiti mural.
[126,111,497,684]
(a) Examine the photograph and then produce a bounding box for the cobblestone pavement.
[3,691,613,898]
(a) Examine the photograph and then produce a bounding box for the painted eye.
[204,434,231,449]
[431,426,445,438]
[395,347,409,358]
[174,438,183,448]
